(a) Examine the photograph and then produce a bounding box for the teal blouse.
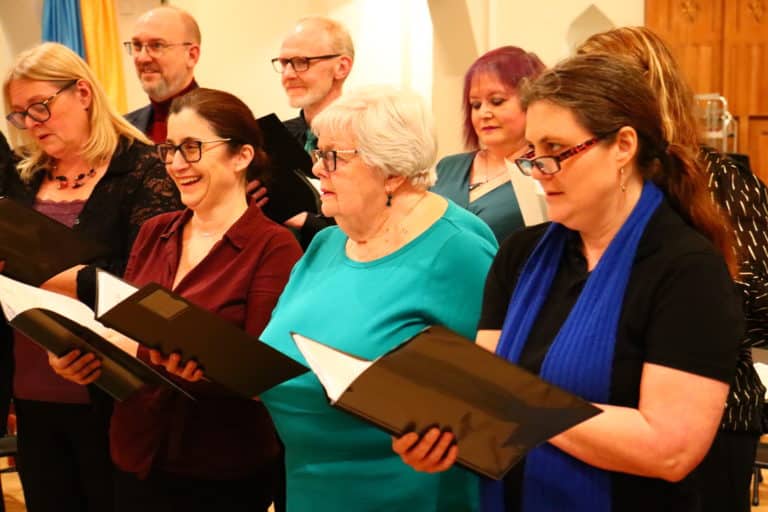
[431,152,524,243]
[260,201,498,511]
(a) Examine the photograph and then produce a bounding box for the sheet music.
[292,332,373,403]
[504,157,548,226]
[0,274,139,356]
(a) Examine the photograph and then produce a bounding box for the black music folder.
[0,197,108,286]
[0,274,191,401]
[292,325,601,480]
[97,281,309,398]
[257,113,320,223]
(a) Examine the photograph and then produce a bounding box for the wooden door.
[723,0,768,181]
[645,0,724,95]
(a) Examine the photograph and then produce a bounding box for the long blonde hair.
[576,27,700,149]
[3,42,150,181]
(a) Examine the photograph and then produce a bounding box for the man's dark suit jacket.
[125,104,153,135]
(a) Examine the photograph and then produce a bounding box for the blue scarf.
[481,181,663,512]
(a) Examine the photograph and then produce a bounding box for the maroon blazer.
[110,203,302,479]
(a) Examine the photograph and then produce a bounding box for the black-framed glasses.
[514,137,602,176]
[5,80,78,130]
[123,40,193,58]
[271,54,341,73]
[157,138,232,164]
[310,149,358,172]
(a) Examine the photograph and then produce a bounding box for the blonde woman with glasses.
[1,42,180,511]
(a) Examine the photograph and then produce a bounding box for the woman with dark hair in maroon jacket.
[51,88,301,512]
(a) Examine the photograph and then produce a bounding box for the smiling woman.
[1,41,181,512]
[240,85,500,512]
[50,88,301,512]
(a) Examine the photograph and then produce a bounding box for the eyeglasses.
[271,54,341,73]
[310,149,358,172]
[156,139,232,164]
[5,80,78,130]
[514,137,602,176]
[123,40,193,57]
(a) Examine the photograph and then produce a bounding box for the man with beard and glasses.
[124,6,200,144]
[271,16,354,246]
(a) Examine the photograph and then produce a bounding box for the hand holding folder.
[94,271,308,398]
[292,325,601,480]
[0,273,191,401]
[0,269,307,401]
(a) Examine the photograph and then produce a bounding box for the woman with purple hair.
[431,46,545,242]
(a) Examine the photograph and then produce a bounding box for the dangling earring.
[619,167,627,192]
[385,192,392,207]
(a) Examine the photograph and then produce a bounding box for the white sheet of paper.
[0,274,139,356]
[95,269,138,316]
[505,157,548,226]
[754,362,768,400]
[292,333,373,403]
[307,177,321,193]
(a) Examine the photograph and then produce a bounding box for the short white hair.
[311,85,437,189]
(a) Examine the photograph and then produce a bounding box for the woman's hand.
[48,349,101,385]
[392,427,458,473]
[149,349,204,382]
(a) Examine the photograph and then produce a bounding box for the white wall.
[0,0,43,136]
[173,0,433,123]
[493,1,645,66]
[0,0,644,156]
[171,0,310,122]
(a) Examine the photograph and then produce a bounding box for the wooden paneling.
[723,0,768,116]
[646,0,768,172]
[748,118,768,182]
[646,0,724,95]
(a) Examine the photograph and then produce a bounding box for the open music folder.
[0,197,109,286]
[95,271,308,398]
[292,325,601,480]
[256,113,320,223]
[0,273,192,401]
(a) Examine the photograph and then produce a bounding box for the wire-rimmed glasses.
[123,41,193,58]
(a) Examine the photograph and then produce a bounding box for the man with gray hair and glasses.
[271,16,354,245]
[124,6,200,143]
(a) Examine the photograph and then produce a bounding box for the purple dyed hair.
[462,46,545,149]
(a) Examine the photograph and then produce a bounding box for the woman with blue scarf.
[394,54,742,512]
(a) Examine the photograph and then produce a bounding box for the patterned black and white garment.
[703,146,768,434]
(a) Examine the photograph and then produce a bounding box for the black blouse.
[1,137,182,306]
[703,147,768,432]
[480,200,742,511]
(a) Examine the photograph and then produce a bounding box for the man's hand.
[247,179,269,209]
